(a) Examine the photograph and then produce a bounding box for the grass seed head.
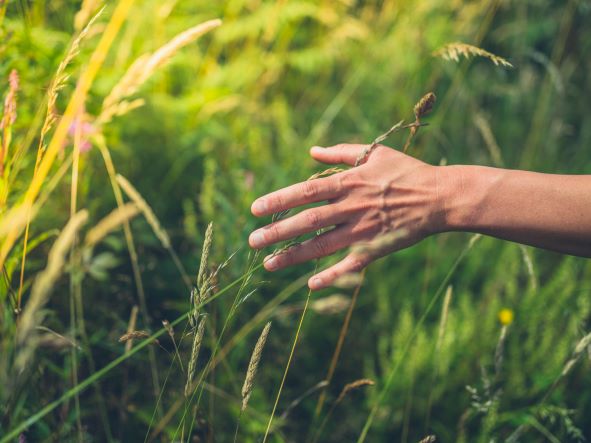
[241,322,272,411]
[335,379,375,404]
[414,92,436,120]
[185,315,207,397]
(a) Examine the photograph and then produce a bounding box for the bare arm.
[249,144,591,290]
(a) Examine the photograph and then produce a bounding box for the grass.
[1,0,591,442]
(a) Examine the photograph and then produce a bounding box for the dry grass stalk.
[197,222,214,293]
[351,230,406,257]
[473,113,503,167]
[15,211,88,369]
[413,92,436,120]
[190,222,214,327]
[355,120,405,166]
[561,331,591,378]
[185,315,207,397]
[333,272,364,289]
[404,92,436,153]
[116,174,171,248]
[307,167,346,181]
[335,379,375,404]
[123,305,139,353]
[0,203,35,238]
[118,330,150,342]
[241,322,272,411]
[74,0,102,31]
[84,202,140,248]
[0,69,19,176]
[41,8,103,146]
[99,19,221,124]
[310,294,351,315]
[436,286,453,350]
[434,42,513,67]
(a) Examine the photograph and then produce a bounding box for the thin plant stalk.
[173,250,261,441]
[1,259,265,443]
[356,235,481,443]
[96,136,162,411]
[0,0,137,270]
[314,269,366,418]
[262,261,318,442]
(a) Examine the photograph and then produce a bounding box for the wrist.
[435,165,498,233]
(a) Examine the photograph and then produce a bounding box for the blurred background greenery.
[1,0,591,441]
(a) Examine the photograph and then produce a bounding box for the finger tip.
[310,146,324,156]
[308,276,325,291]
[251,199,268,216]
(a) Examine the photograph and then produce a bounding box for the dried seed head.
[310,294,351,315]
[241,322,272,411]
[162,320,174,339]
[185,316,207,397]
[197,222,214,292]
[335,379,375,404]
[434,42,512,68]
[118,330,150,343]
[413,92,436,120]
[333,272,364,289]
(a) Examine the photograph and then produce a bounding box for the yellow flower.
[498,308,514,326]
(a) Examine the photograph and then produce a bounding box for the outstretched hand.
[249,144,447,290]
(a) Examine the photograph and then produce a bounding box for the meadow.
[1,0,591,441]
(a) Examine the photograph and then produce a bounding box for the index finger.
[251,175,344,217]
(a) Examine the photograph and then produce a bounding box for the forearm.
[440,165,591,257]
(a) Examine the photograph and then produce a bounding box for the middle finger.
[249,204,349,249]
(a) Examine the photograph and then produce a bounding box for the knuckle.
[265,223,281,242]
[338,172,355,190]
[272,194,285,212]
[302,181,319,199]
[349,255,367,272]
[305,210,322,230]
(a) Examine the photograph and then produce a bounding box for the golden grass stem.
[96,135,162,412]
[15,211,88,370]
[314,269,365,417]
[262,263,317,442]
[2,0,136,279]
[116,173,192,288]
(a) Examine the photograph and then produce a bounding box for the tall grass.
[1,1,591,442]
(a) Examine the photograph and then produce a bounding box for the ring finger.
[263,223,362,271]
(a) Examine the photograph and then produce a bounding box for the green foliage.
[1,0,591,442]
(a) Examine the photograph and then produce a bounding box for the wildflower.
[498,308,514,326]
[67,114,96,153]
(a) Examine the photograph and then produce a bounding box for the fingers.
[308,253,371,290]
[251,175,344,217]
[249,204,349,249]
[263,225,359,272]
[310,144,368,166]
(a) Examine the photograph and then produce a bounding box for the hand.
[249,144,447,290]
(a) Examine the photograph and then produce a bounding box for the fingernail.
[264,255,278,271]
[309,277,323,290]
[310,146,324,153]
[249,231,265,249]
[252,199,267,214]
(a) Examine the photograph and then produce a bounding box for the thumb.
[310,143,368,166]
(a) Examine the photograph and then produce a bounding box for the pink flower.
[67,114,96,153]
